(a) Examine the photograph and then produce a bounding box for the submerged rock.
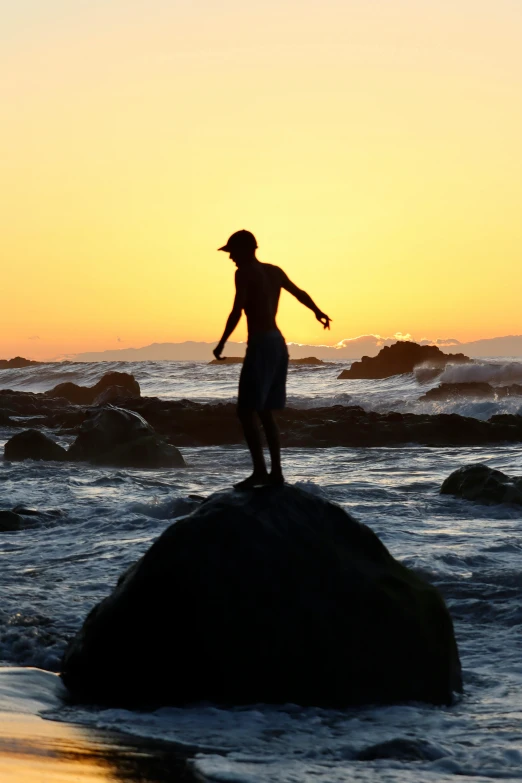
[0,511,25,531]
[46,372,140,406]
[68,406,185,468]
[92,385,140,406]
[4,429,67,462]
[441,464,522,505]
[61,485,462,708]
[421,382,522,402]
[338,341,471,380]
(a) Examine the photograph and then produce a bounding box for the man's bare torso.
[236,262,285,338]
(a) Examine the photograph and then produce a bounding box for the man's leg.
[235,409,269,488]
[259,410,284,484]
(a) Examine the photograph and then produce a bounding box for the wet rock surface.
[0,506,65,531]
[0,511,25,531]
[441,464,522,505]
[338,341,471,380]
[61,484,462,708]
[4,429,67,462]
[68,406,185,468]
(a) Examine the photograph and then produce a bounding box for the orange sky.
[2,1,521,360]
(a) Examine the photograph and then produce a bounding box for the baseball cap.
[218,230,258,252]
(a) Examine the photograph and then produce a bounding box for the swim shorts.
[237,329,289,411]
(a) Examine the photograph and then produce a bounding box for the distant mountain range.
[65,334,522,362]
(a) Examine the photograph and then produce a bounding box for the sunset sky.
[2,0,521,360]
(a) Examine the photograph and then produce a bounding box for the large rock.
[4,429,67,462]
[46,372,140,405]
[68,406,185,468]
[441,464,522,505]
[338,341,471,380]
[61,485,462,708]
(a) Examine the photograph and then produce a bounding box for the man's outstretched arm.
[213,270,247,359]
[281,272,332,329]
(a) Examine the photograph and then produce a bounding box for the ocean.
[1,358,522,782]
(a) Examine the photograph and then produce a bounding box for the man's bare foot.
[233,472,270,490]
[269,472,285,486]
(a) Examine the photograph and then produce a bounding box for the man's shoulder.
[260,262,285,277]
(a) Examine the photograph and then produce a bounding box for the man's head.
[218,230,258,266]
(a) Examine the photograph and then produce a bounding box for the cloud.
[335,332,414,350]
[28,335,40,340]
[419,337,461,346]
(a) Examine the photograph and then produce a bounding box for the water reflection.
[0,714,202,782]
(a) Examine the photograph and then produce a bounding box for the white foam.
[439,361,522,385]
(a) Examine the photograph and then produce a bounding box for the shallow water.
[1,361,522,781]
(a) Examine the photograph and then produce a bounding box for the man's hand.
[213,342,226,360]
[315,311,332,330]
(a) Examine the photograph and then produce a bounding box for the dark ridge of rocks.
[420,382,522,402]
[441,464,522,505]
[61,484,462,708]
[338,341,472,380]
[122,397,522,448]
[45,372,141,405]
[208,356,328,365]
[4,429,68,462]
[4,389,522,448]
[0,357,41,370]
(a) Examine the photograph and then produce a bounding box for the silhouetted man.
[214,230,331,489]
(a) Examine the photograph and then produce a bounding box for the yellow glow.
[1,1,521,359]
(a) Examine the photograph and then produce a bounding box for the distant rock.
[4,429,67,462]
[441,464,522,505]
[290,356,328,365]
[338,341,471,380]
[421,382,522,402]
[68,406,185,468]
[0,357,41,370]
[61,484,461,708]
[46,372,140,406]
